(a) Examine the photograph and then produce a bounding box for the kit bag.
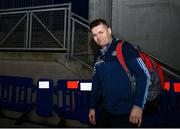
[116,40,164,115]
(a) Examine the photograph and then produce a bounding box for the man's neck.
[100,38,113,53]
[101,38,113,49]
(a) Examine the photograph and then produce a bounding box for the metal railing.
[70,12,93,69]
[0,3,71,53]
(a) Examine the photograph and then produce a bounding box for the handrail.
[71,12,89,23]
[140,48,180,80]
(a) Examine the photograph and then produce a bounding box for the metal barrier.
[0,75,180,127]
[0,75,34,112]
[70,12,93,70]
[0,75,35,125]
[55,79,92,123]
[36,79,54,117]
[0,3,71,53]
[0,76,92,125]
[55,80,82,121]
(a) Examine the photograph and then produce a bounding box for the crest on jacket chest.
[94,55,105,66]
[111,51,117,56]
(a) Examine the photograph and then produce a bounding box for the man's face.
[91,24,112,48]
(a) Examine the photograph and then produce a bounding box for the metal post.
[25,11,30,48]
[28,11,33,48]
[63,9,67,49]
[66,3,72,60]
[71,20,75,56]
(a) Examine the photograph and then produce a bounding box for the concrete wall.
[88,0,112,26]
[112,0,180,71]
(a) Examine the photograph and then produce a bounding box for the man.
[88,19,151,127]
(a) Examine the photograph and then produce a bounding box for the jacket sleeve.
[123,42,151,109]
[127,57,151,109]
[89,66,102,109]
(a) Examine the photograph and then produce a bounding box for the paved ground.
[0,117,48,128]
[0,117,88,128]
[0,108,89,128]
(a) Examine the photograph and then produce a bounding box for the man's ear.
[108,28,112,35]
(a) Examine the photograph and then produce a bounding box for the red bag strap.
[140,51,165,87]
[139,51,153,69]
[116,40,129,74]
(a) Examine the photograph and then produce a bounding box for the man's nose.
[97,34,101,40]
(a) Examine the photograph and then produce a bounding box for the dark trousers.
[97,109,138,128]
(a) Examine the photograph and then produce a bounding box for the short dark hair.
[89,19,110,30]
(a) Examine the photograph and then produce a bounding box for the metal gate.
[0,3,71,54]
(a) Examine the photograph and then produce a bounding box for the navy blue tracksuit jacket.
[89,38,151,114]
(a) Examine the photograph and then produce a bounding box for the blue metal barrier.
[55,80,81,120]
[76,80,90,123]
[0,75,34,112]
[35,79,54,117]
[55,79,92,123]
[2,76,180,127]
[169,80,180,113]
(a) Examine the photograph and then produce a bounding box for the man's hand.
[129,105,143,127]
[89,109,96,125]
